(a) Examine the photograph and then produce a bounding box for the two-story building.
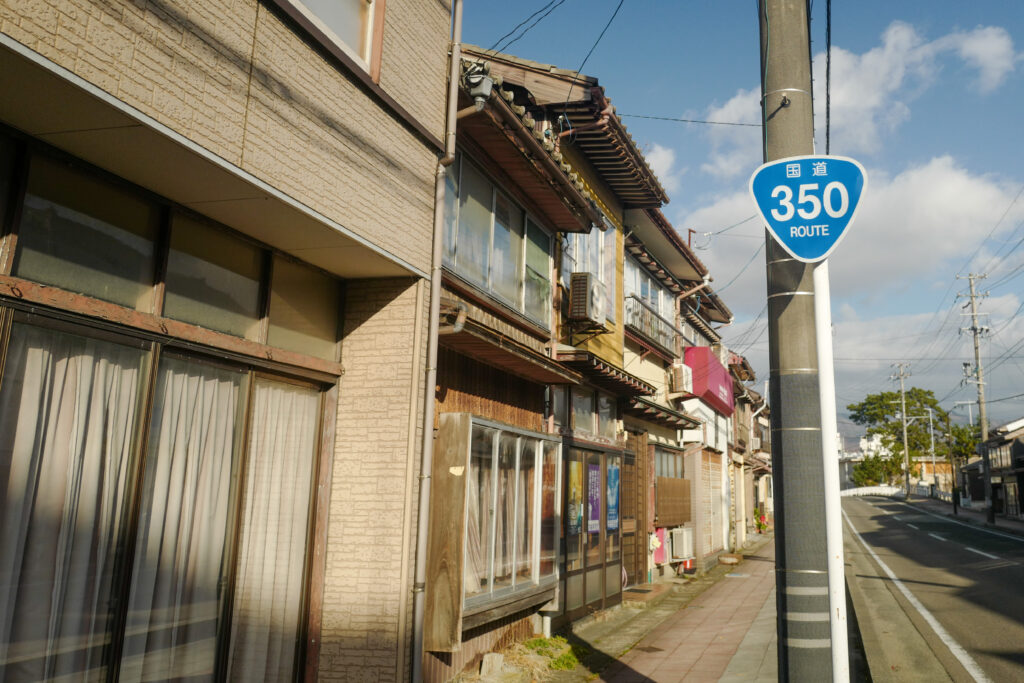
[0,1,450,680]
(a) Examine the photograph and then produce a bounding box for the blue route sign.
[749,155,867,263]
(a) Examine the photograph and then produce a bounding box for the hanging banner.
[588,464,601,533]
[607,462,620,531]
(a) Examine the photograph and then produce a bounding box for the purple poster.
[587,464,601,533]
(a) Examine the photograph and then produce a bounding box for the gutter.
[411,1,462,679]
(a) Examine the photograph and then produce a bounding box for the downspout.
[412,1,461,680]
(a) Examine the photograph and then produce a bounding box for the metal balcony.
[624,295,689,357]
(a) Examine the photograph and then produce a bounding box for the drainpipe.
[411,1,461,680]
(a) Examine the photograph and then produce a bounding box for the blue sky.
[461,1,1024,435]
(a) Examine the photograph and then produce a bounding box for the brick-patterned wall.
[324,277,427,682]
[378,0,449,138]
[0,0,448,275]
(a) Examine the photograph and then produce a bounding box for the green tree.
[847,388,948,485]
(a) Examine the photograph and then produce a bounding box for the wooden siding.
[656,477,692,528]
[436,347,545,432]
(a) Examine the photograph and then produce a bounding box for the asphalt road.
[843,496,1024,683]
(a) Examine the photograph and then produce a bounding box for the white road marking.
[894,502,1024,544]
[908,523,919,530]
[929,533,947,542]
[966,547,1000,560]
[843,507,992,683]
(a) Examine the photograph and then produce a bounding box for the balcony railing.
[624,295,689,356]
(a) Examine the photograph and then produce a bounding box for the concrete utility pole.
[893,363,912,499]
[959,273,993,523]
[757,2,845,679]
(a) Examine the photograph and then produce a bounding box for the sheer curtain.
[0,323,145,682]
[118,356,242,683]
[226,379,318,681]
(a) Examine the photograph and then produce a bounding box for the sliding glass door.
[0,319,324,682]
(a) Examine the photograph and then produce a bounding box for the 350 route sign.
[749,155,867,263]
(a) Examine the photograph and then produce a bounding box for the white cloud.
[813,22,1019,154]
[935,26,1018,93]
[693,22,1020,178]
[645,143,685,194]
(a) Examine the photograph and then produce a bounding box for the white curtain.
[118,356,241,683]
[0,323,144,682]
[226,379,318,681]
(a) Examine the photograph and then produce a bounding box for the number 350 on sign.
[749,155,867,263]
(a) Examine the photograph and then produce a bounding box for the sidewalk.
[595,541,777,682]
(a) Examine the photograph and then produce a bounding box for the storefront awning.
[440,319,581,386]
[555,350,655,396]
[623,397,701,429]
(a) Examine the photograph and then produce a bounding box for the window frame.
[462,416,561,612]
[0,138,344,381]
[271,0,385,80]
[0,310,334,683]
[443,153,555,330]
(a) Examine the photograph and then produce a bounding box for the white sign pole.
[813,258,849,682]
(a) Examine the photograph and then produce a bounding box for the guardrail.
[842,484,954,502]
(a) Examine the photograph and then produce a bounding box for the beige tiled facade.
[0,1,450,680]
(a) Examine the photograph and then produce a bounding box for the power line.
[487,0,568,55]
[562,0,625,110]
[618,114,760,127]
[717,242,765,294]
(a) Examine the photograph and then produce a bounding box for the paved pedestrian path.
[600,543,777,682]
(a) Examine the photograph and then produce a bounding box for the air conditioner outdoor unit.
[669,361,692,395]
[751,437,762,451]
[670,526,694,561]
[569,272,606,327]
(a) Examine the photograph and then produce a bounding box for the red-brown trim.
[369,0,387,84]
[304,381,338,682]
[0,274,343,380]
[263,0,443,153]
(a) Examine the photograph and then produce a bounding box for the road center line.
[929,533,946,542]
[908,523,919,530]
[843,507,992,683]
[966,547,1000,560]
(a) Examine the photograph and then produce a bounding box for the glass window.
[120,356,246,679]
[585,453,602,565]
[598,392,616,439]
[515,439,538,586]
[524,218,551,324]
[443,157,554,327]
[0,323,146,681]
[493,433,518,591]
[0,320,326,682]
[296,0,373,62]
[491,192,523,304]
[15,155,158,310]
[267,256,341,360]
[603,227,616,324]
[464,426,496,599]
[572,387,594,434]
[540,442,559,578]
[551,385,567,431]
[164,214,263,338]
[442,155,460,268]
[455,161,492,287]
[462,422,557,606]
[0,133,15,229]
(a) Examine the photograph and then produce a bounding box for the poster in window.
[587,464,601,533]
[607,462,619,531]
[567,461,583,536]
